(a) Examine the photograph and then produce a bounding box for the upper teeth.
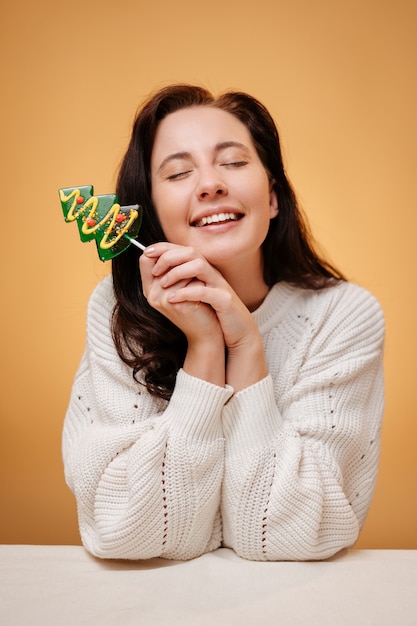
[195,212,239,227]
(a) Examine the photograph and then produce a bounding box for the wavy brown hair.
[112,84,345,400]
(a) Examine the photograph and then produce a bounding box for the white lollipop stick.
[124,235,146,251]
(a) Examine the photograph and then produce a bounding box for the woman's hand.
[140,243,225,386]
[140,243,268,391]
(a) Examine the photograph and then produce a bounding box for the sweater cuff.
[164,369,233,442]
[222,375,284,455]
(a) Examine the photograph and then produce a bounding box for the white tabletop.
[1,545,416,626]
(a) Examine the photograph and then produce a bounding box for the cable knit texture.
[62,275,384,561]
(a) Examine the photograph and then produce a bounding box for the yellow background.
[1,0,416,548]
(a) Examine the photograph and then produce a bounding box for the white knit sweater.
[62,275,384,561]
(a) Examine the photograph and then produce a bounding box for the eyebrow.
[157,141,251,173]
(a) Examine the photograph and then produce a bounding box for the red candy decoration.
[76,196,84,204]
[116,213,127,223]
[86,218,96,227]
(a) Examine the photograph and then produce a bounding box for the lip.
[190,207,244,227]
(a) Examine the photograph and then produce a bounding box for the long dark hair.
[112,84,345,400]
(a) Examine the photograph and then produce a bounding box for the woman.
[63,84,384,561]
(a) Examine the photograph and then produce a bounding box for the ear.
[269,183,279,219]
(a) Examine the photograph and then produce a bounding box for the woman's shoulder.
[261,280,384,340]
[270,279,382,314]
[314,280,383,321]
[313,279,382,308]
[298,280,385,345]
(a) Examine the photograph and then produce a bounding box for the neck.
[217,258,269,312]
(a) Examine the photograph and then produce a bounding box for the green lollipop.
[59,185,145,261]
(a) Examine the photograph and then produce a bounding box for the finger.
[167,282,219,306]
[150,246,201,277]
[142,241,174,258]
[147,278,191,310]
[139,253,158,297]
[159,257,213,288]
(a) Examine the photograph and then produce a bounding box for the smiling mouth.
[191,212,243,227]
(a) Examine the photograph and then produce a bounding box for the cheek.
[151,188,173,226]
[154,183,193,225]
[250,182,274,216]
[243,169,271,201]
[152,195,187,243]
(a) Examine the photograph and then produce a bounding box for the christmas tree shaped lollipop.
[59,185,145,261]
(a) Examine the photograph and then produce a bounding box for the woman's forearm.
[183,332,226,387]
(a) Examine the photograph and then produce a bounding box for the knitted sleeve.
[62,277,232,560]
[221,282,385,561]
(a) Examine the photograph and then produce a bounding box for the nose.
[196,170,228,200]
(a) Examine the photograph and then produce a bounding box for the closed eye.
[166,170,193,181]
[222,161,248,167]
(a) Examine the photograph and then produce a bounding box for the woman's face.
[150,106,278,272]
